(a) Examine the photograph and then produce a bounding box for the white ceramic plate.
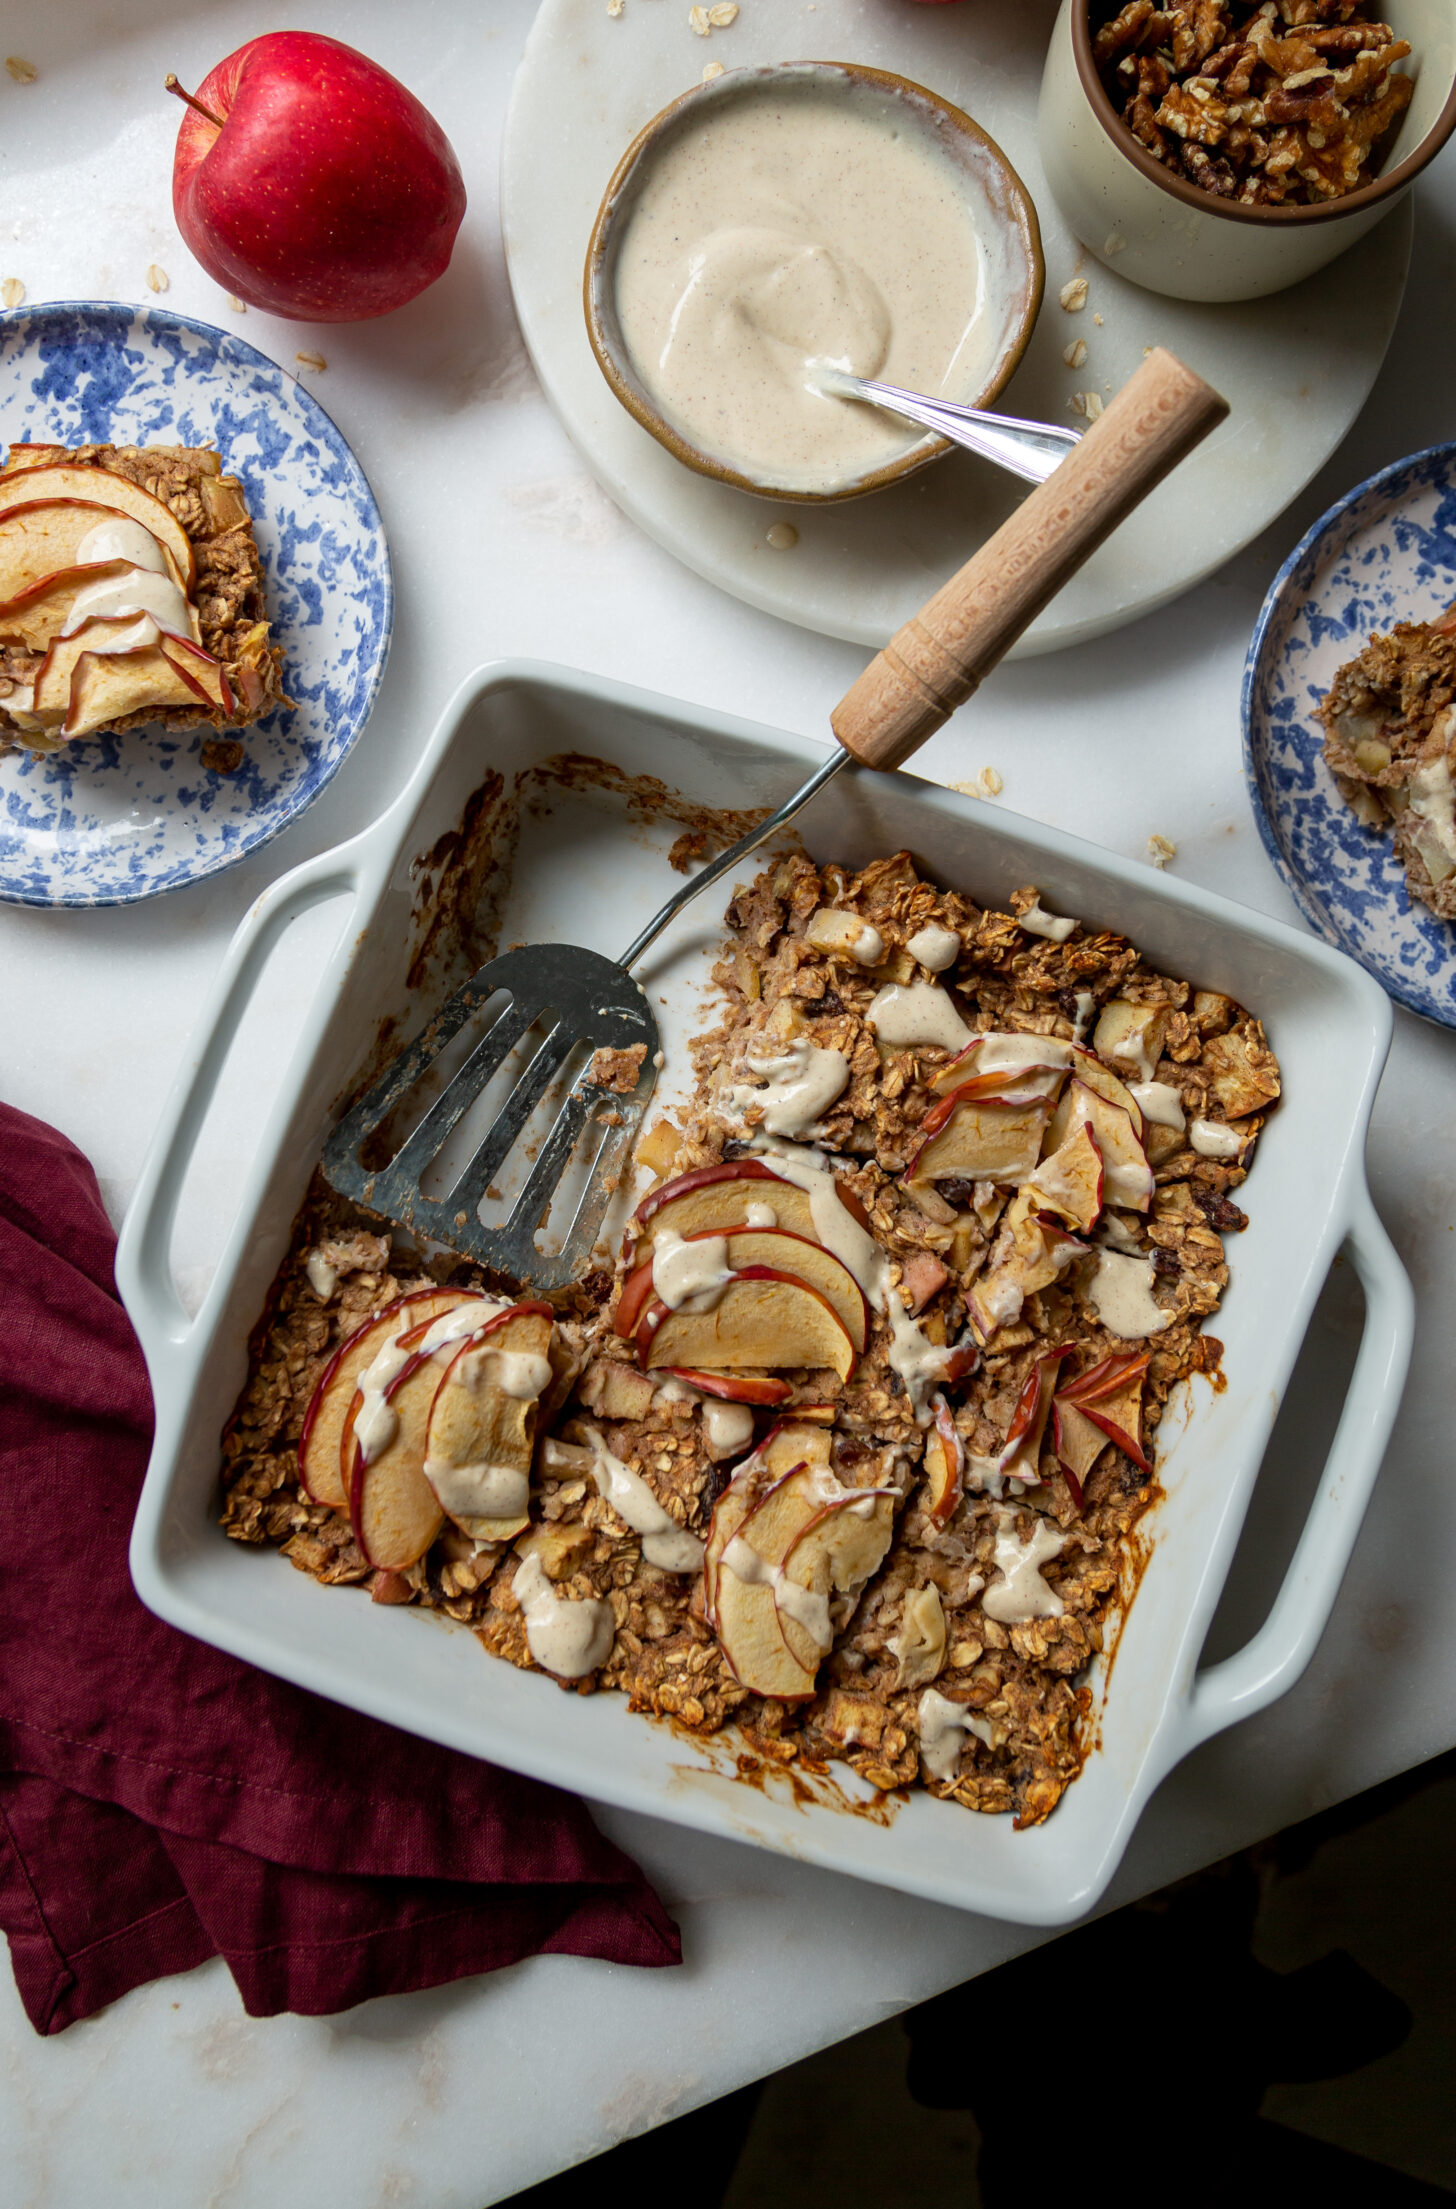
[501,0,1412,656]
[117,664,1412,1928]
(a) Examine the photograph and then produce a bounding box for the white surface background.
[1,4,1453,2204]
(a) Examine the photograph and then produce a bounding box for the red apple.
[167,34,466,322]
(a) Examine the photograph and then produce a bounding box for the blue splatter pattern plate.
[0,302,391,906]
[1243,443,1456,1031]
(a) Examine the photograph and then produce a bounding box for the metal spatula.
[322,349,1227,1292]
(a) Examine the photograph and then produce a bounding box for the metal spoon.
[811,362,1081,486]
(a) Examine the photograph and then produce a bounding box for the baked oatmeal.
[1316,603,1456,918]
[1092,2,1415,207]
[0,438,290,753]
[220,851,1279,1827]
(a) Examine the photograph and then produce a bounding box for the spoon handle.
[831,347,1228,771]
[845,374,1081,484]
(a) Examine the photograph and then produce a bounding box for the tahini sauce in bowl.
[585,64,1044,503]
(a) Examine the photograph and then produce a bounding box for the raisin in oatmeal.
[1316,602,1456,917]
[221,852,1279,1828]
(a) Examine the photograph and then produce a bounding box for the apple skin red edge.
[169,32,467,321]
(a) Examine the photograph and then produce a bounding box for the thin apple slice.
[666,1368,792,1406]
[758,1420,834,1477]
[62,644,206,738]
[719,1230,867,1351]
[718,1464,834,1681]
[34,615,170,719]
[344,1297,508,1568]
[1044,1079,1153,1213]
[905,1089,1051,1184]
[1067,1046,1145,1137]
[999,1347,1074,1488]
[712,1558,818,1700]
[1025,1119,1105,1233]
[636,1268,858,1381]
[0,468,195,585]
[780,1488,895,1667]
[923,1394,964,1526]
[0,559,135,651]
[3,443,69,472]
[929,1033,1072,1098]
[1093,1001,1168,1088]
[612,1255,658,1341]
[1058,1348,1152,1407]
[162,632,235,713]
[703,1455,777,1625]
[1051,1397,1109,1489]
[0,499,185,603]
[1060,1351,1152,1473]
[424,1305,554,1542]
[298,1288,475,1509]
[634,1158,871,1245]
[968,1191,1086,1341]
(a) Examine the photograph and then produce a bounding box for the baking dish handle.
[1169,1184,1413,1766]
[117,854,361,1360]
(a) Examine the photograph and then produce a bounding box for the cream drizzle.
[1189,1117,1241,1160]
[1130,1081,1186,1133]
[424,1456,530,1522]
[905,923,961,972]
[981,1511,1066,1624]
[968,1030,1073,1080]
[1017,901,1076,943]
[353,1298,507,1462]
[866,980,971,1054]
[578,1423,705,1574]
[743,1201,778,1229]
[62,568,193,641]
[74,515,170,575]
[513,1552,615,1677]
[703,1399,756,1458]
[304,1250,338,1301]
[1072,992,1096,1042]
[916,1687,994,1779]
[651,1227,734,1313]
[1407,755,1456,883]
[727,1036,850,1138]
[1083,1250,1171,1339]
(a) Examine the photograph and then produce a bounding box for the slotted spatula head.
[321,944,658,1294]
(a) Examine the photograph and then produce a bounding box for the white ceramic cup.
[1038,0,1456,302]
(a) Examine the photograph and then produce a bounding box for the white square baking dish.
[117,663,1413,1927]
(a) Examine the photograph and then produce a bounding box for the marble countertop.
[2,3,1453,2202]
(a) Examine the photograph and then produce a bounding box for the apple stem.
[163,72,224,128]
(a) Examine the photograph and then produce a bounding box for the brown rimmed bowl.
[1039,0,1456,302]
[583,61,1044,504]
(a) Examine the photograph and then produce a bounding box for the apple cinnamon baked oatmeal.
[1316,602,1456,918]
[0,438,290,754]
[220,852,1280,1826]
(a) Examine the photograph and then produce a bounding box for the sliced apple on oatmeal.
[666,1368,793,1406]
[636,1267,859,1380]
[998,1347,1074,1488]
[922,1395,965,1526]
[423,1303,554,1543]
[60,643,211,740]
[345,1299,504,1569]
[1057,1350,1152,1470]
[713,1464,835,1690]
[905,1086,1051,1184]
[627,1228,868,1354]
[1045,1078,1153,1213]
[968,1191,1086,1341]
[0,500,188,604]
[0,558,136,651]
[1065,1047,1145,1137]
[632,1158,870,1249]
[1092,1001,1168,1088]
[0,467,196,585]
[298,1287,477,1510]
[928,1035,1070,1101]
[1024,1118,1104,1233]
[779,1487,895,1668]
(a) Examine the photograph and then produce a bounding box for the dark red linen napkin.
[0,1101,679,2034]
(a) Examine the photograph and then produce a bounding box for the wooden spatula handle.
[829,347,1228,772]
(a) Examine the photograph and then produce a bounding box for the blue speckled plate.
[1243,443,1456,1031]
[0,302,391,907]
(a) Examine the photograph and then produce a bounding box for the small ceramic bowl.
[1038,0,1456,303]
[584,61,1044,504]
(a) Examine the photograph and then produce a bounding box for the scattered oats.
[1059,277,1088,312]
[226,294,246,313]
[295,350,327,372]
[979,766,1003,798]
[1071,390,1104,421]
[766,520,798,550]
[1063,338,1088,370]
[689,3,711,31]
[702,59,725,79]
[708,2,739,21]
[1147,834,1177,870]
[950,778,981,799]
[1104,232,1127,257]
[1093,313,1104,326]
[607,0,624,13]
[5,57,37,84]
[1,278,24,309]
[146,264,169,294]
